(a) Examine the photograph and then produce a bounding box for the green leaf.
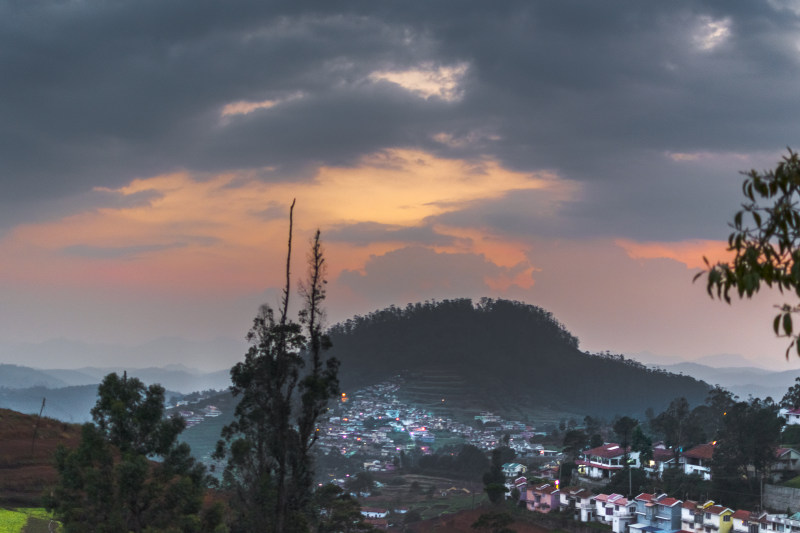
[784,313,793,336]
[775,314,782,335]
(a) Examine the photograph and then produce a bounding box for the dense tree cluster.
[48,373,220,533]
[49,207,344,533]
[327,298,709,417]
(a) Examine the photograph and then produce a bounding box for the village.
[302,377,800,531]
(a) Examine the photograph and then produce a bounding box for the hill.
[0,408,81,506]
[327,298,711,419]
[651,362,800,401]
[0,365,68,389]
[0,385,99,423]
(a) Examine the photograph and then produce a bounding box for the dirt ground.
[0,409,81,506]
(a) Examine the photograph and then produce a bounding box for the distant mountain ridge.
[327,298,711,418]
[650,361,799,401]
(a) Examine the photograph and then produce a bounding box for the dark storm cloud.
[4,0,800,239]
[325,221,464,247]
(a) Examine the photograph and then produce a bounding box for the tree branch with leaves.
[698,149,800,357]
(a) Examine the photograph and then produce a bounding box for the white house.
[594,493,636,533]
[681,443,715,480]
[576,443,640,480]
[781,408,800,425]
[360,507,388,519]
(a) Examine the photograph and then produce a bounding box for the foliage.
[313,484,376,532]
[326,298,709,418]
[659,470,710,501]
[214,212,340,533]
[650,397,706,456]
[483,448,509,504]
[782,377,800,409]
[613,416,637,453]
[48,372,217,533]
[630,425,653,465]
[698,149,800,357]
[604,466,647,498]
[782,424,800,445]
[562,430,588,461]
[344,472,375,495]
[711,397,784,509]
[782,475,800,489]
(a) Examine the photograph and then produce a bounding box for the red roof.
[682,443,715,460]
[683,500,699,510]
[705,505,731,515]
[585,443,628,458]
[732,510,752,520]
[775,447,798,458]
[596,493,625,503]
[654,448,676,462]
[658,497,681,507]
[635,493,657,502]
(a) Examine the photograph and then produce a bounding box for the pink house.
[527,483,560,513]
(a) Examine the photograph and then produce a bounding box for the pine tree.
[215,202,339,532]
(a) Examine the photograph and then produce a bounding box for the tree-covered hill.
[327,298,710,418]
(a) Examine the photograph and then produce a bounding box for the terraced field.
[0,409,80,507]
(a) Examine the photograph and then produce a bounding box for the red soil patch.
[0,408,81,506]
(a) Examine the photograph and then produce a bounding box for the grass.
[783,475,800,488]
[0,510,27,533]
[0,508,58,533]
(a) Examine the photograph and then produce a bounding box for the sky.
[3,0,800,371]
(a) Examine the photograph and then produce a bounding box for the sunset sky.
[3,1,800,370]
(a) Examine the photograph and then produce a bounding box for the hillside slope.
[0,409,81,506]
[328,298,710,418]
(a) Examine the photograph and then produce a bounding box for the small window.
[707,513,712,519]
[725,516,731,522]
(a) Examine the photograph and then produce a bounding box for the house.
[502,462,528,478]
[576,443,640,480]
[630,493,682,533]
[527,483,560,513]
[595,493,636,533]
[572,488,596,522]
[770,448,800,482]
[781,408,800,426]
[731,510,760,533]
[361,507,389,519]
[760,512,800,533]
[645,447,677,479]
[557,486,590,513]
[681,443,715,480]
[682,500,715,533]
[701,505,734,533]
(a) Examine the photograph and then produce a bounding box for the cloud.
[368,62,469,101]
[61,243,188,260]
[336,246,533,307]
[325,221,463,247]
[3,0,800,244]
